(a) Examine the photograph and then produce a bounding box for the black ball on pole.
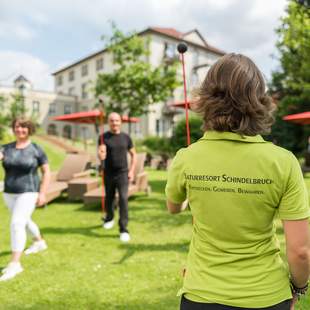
[177,42,188,54]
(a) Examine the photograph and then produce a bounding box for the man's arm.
[128,147,136,181]
[283,219,310,288]
[166,199,188,214]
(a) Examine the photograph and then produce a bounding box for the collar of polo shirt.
[201,131,267,143]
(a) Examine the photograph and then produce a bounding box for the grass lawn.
[0,138,309,309]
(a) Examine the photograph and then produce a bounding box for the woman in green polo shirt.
[166,54,310,310]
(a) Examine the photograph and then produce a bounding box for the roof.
[150,27,183,39]
[14,75,29,83]
[52,26,226,76]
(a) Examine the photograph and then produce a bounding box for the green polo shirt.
[165,131,310,308]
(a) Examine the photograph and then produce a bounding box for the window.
[69,70,75,81]
[32,101,40,114]
[47,123,57,135]
[192,50,199,67]
[57,75,63,86]
[68,87,75,95]
[81,127,89,139]
[191,71,199,87]
[164,42,176,60]
[49,102,56,115]
[96,58,104,71]
[64,104,72,114]
[81,105,88,111]
[156,119,160,136]
[81,64,88,77]
[81,83,88,99]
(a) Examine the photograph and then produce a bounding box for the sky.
[0,0,288,91]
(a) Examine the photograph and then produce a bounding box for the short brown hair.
[12,118,36,135]
[192,53,275,136]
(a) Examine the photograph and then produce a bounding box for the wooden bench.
[68,177,99,201]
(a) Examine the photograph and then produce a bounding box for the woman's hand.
[36,192,46,207]
[290,295,297,310]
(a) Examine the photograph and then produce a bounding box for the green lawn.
[0,139,309,309]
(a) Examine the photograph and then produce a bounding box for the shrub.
[170,116,203,154]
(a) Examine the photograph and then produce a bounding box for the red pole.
[99,110,105,215]
[180,53,191,146]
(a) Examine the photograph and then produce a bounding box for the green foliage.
[170,116,204,154]
[0,95,7,140]
[7,93,27,122]
[269,0,310,152]
[95,22,180,118]
[142,136,173,157]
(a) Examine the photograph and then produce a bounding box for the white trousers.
[3,192,41,252]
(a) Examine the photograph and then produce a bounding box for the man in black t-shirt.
[98,112,136,242]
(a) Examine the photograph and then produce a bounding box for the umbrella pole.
[99,111,105,216]
[177,42,190,146]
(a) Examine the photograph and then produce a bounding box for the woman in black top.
[0,118,50,281]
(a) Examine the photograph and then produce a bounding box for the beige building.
[0,75,77,138]
[52,27,225,139]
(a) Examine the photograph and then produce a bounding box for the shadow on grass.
[2,289,179,310]
[132,209,192,229]
[0,251,10,258]
[41,225,108,238]
[114,241,189,264]
[149,179,166,194]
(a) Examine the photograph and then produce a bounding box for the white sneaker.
[0,262,23,281]
[103,220,114,230]
[24,240,47,255]
[120,232,130,243]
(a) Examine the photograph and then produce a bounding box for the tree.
[269,0,310,152]
[95,23,180,130]
[0,94,7,140]
[7,93,27,123]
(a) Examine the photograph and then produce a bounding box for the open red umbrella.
[282,112,310,125]
[53,110,139,124]
[170,101,192,109]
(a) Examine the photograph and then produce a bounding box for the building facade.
[0,75,77,138]
[51,27,225,139]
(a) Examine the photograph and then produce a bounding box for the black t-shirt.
[98,132,133,174]
[1,142,48,193]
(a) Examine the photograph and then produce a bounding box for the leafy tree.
[6,93,27,123]
[95,23,180,131]
[0,94,7,140]
[269,0,310,152]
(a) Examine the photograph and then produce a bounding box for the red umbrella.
[282,111,310,125]
[53,110,139,124]
[170,101,192,109]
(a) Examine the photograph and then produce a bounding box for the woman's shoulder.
[29,142,46,155]
[262,142,295,161]
[1,142,16,150]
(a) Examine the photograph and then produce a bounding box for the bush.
[170,116,204,154]
[142,136,172,157]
